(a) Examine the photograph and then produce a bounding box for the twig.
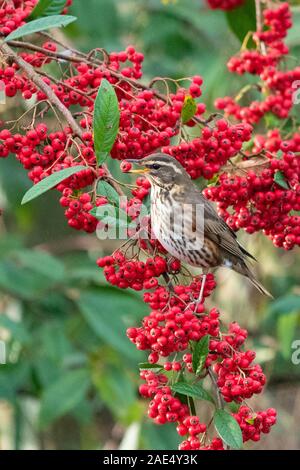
[162,271,174,292]
[6,39,84,63]
[255,0,263,32]
[208,367,230,450]
[102,163,126,197]
[255,0,267,55]
[6,38,208,127]
[208,367,224,410]
[0,41,83,138]
[36,69,92,99]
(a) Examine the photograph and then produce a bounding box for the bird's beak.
[126,159,150,174]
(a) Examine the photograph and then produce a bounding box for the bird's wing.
[176,183,256,261]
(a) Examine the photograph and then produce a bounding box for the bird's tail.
[247,275,273,298]
[232,259,273,298]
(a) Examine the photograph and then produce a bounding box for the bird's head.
[127,153,190,188]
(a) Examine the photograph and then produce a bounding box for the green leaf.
[171,382,214,404]
[77,289,147,361]
[0,259,52,299]
[38,322,72,364]
[33,357,62,388]
[97,180,120,205]
[30,0,68,19]
[21,165,88,204]
[142,420,181,450]
[46,0,68,15]
[277,311,299,359]
[181,95,197,124]
[207,174,219,187]
[276,149,284,159]
[5,15,77,41]
[228,401,240,413]
[139,362,163,370]
[0,363,30,400]
[274,170,290,189]
[71,399,93,424]
[264,113,282,129]
[12,249,65,282]
[68,266,106,284]
[267,294,300,319]
[0,316,30,344]
[92,364,136,420]
[226,0,256,44]
[214,409,243,450]
[29,0,53,19]
[39,368,90,427]
[192,335,210,375]
[93,79,120,164]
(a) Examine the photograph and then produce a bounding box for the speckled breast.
[150,186,220,268]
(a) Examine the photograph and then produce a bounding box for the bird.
[127,152,272,299]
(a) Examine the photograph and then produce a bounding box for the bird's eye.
[151,163,160,170]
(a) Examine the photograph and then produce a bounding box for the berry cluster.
[59,190,98,232]
[0,39,206,232]
[0,0,72,36]
[0,0,283,450]
[131,280,275,449]
[215,351,266,402]
[0,0,36,36]
[227,50,277,76]
[139,369,225,450]
[97,252,169,290]
[0,125,98,232]
[233,406,277,443]
[215,3,294,124]
[204,129,300,249]
[143,274,216,311]
[127,289,219,361]
[131,176,151,200]
[162,119,252,180]
[111,76,204,160]
[254,2,292,50]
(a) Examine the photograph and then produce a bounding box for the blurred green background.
[0,0,300,450]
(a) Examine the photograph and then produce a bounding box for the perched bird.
[128,152,272,299]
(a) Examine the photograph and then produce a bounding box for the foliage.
[0,0,300,451]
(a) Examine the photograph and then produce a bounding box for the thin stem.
[255,0,263,32]
[36,69,92,99]
[102,163,125,197]
[208,368,230,450]
[0,41,83,138]
[208,367,224,410]
[255,0,267,55]
[6,38,208,127]
[6,39,84,63]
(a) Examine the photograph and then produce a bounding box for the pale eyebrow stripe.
[147,161,181,172]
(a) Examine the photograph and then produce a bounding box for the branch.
[208,368,230,450]
[36,69,92,98]
[0,41,83,138]
[208,367,224,410]
[6,39,207,126]
[102,163,125,197]
[254,0,263,32]
[255,0,267,55]
[6,39,84,63]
